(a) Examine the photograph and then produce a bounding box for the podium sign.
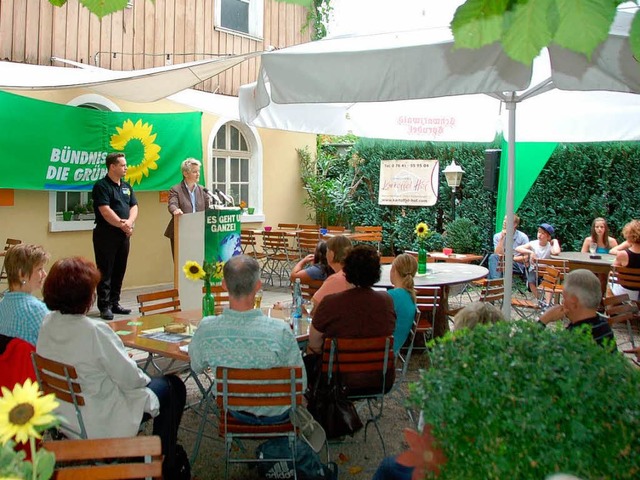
[204,207,242,263]
[175,207,242,312]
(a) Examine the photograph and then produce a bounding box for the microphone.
[215,188,235,206]
[203,187,221,207]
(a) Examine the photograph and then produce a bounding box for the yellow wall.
[0,88,315,288]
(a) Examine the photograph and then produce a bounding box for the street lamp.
[443,160,464,220]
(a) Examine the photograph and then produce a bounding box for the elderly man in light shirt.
[190,254,306,424]
[488,214,529,279]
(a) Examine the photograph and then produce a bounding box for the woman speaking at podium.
[164,158,207,258]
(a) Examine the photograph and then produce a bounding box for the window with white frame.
[216,0,264,39]
[211,123,252,207]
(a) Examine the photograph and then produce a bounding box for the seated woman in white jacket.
[36,257,187,478]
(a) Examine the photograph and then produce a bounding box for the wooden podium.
[173,207,242,312]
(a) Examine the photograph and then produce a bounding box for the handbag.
[306,341,363,439]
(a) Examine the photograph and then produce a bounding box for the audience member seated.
[290,240,333,283]
[539,269,614,348]
[36,257,186,478]
[516,223,561,299]
[372,301,504,480]
[611,219,640,301]
[388,254,417,356]
[0,244,50,346]
[190,255,306,424]
[580,217,618,254]
[488,214,529,280]
[311,235,353,312]
[308,245,396,395]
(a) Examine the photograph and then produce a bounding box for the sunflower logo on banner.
[110,119,162,186]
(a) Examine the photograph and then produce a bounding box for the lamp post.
[443,160,464,220]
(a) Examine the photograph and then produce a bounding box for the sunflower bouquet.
[0,379,60,480]
[415,222,432,249]
[183,260,224,285]
[415,222,432,274]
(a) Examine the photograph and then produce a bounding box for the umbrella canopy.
[0,53,260,103]
[239,9,640,317]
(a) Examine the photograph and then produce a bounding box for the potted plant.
[62,210,73,221]
[406,321,640,479]
[442,217,483,254]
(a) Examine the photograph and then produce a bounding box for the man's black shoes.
[111,304,132,315]
[100,308,114,320]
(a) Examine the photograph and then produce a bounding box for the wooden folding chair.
[31,352,87,439]
[137,289,189,375]
[353,226,383,252]
[298,224,320,231]
[241,229,267,264]
[297,231,321,258]
[191,366,304,478]
[395,308,420,379]
[0,238,21,283]
[321,336,394,455]
[262,231,295,286]
[604,293,638,348]
[609,265,640,306]
[414,286,441,349]
[300,280,323,301]
[326,226,345,233]
[511,265,561,320]
[137,289,181,315]
[277,223,299,230]
[44,436,162,480]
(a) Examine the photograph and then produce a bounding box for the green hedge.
[310,139,640,255]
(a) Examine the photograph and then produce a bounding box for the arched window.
[211,123,252,207]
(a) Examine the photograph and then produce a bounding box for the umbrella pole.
[503,98,516,319]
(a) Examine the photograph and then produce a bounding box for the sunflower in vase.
[414,222,432,274]
[183,260,225,317]
[0,379,60,480]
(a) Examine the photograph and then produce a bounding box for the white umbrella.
[239,9,640,317]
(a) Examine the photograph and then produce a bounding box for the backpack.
[256,437,337,480]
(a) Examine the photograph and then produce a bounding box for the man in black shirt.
[539,269,614,347]
[92,152,138,320]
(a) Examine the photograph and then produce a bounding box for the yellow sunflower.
[110,119,161,186]
[183,261,205,281]
[415,222,430,239]
[0,379,59,445]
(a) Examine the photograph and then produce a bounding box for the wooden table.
[375,263,488,337]
[552,251,615,295]
[109,309,311,363]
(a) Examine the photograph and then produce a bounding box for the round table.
[376,263,489,337]
[552,252,615,295]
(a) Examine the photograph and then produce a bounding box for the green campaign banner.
[0,90,202,191]
[204,207,242,264]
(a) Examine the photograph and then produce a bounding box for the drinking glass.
[254,289,263,309]
[302,300,313,318]
[589,242,597,255]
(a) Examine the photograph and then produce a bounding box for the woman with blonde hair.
[389,254,418,356]
[580,217,618,254]
[0,244,50,346]
[612,219,640,300]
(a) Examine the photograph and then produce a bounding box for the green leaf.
[553,0,616,58]
[49,0,68,6]
[502,0,554,64]
[35,450,56,480]
[451,0,510,49]
[79,0,130,19]
[630,10,640,62]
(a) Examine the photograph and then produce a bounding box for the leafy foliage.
[443,217,483,254]
[451,0,638,65]
[409,321,640,479]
